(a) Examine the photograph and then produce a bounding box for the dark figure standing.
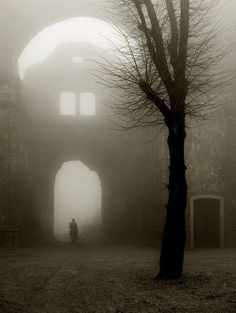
[69,218,78,244]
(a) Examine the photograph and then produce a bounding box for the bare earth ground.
[0,244,235,313]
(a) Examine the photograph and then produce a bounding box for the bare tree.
[96,0,227,279]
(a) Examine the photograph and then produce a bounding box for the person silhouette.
[69,218,78,244]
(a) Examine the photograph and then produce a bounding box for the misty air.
[0,1,236,312]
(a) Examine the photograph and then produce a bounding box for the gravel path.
[0,244,235,313]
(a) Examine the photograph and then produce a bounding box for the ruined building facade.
[0,0,236,247]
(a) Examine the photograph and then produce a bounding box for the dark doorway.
[191,197,224,248]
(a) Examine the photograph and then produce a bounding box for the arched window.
[80,92,96,116]
[60,92,76,115]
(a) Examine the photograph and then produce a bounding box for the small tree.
[97,0,226,279]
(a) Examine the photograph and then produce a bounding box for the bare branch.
[94,0,229,130]
[165,0,179,75]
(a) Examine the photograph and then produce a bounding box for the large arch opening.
[18,17,119,80]
[17,16,122,122]
[54,161,102,242]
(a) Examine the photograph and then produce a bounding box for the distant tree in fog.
[96,0,227,279]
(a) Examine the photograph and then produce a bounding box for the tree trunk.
[157,117,187,280]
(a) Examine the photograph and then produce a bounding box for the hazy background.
[54,161,102,240]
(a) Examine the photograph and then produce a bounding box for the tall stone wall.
[0,67,21,230]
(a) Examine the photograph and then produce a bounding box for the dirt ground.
[0,244,235,313]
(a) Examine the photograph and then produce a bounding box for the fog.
[17,1,236,80]
[18,17,119,79]
[54,161,102,241]
[16,0,236,246]
[1,1,236,310]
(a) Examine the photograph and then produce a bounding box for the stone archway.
[20,144,112,243]
[10,1,106,65]
[54,160,102,241]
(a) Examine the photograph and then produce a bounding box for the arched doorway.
[54,161,102,241]
[190,195,224,248]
